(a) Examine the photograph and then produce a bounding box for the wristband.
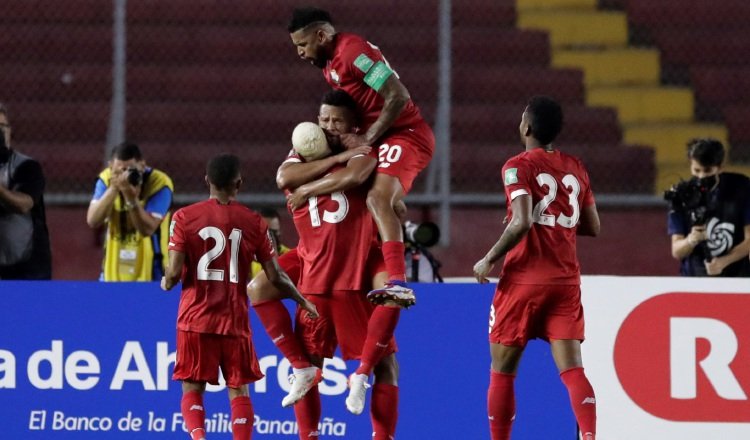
[124,200,137,211]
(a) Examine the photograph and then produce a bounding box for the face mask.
[699,174,718,189]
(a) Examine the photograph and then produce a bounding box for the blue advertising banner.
[0,282,574,439]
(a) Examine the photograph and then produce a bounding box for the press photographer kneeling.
[666,138,750,277]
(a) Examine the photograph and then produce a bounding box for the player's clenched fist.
[473,257,494,284]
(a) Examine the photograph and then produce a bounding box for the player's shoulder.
[502,150,533,170]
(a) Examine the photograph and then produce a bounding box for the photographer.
[0,102,52,279]
[667,138,750,276]
[403,220,443,282]
[86,142,173,281]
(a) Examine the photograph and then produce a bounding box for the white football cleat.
[367,281,416,308]
[345,373,371,415]
[281,366,322,407]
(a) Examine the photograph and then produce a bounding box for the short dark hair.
[110,141,142,161]
[0,102,8,119]
[321,89,357,114]
[526,96,564,145]
[258,207,280,220]
[687,138,725,167]
[288,7,332,33]
[207,153,241,190]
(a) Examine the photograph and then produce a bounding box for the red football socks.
[487,370,516,440]
[253,300,310,369]
[230,396,254,440]
[382,241,406,282]
[560,367,596,439]
[356,306,401,376]
[371,383,399,440]
[181,390,206,440]
[293,385,321,439]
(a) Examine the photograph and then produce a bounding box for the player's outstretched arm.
[276,147,371,190]
[287,155,377,209]
[260,258,319,318]
[577,203,601,237]
[161,249,185,291]
[473,195,533,283]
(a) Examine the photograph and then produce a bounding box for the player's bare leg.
[366,173,415,307]
[370,354,399,440]
[248,273,321,407]
[227,385,254,440]
[487,343,524,440]
[551,339,596,440]
[181,381,207,440]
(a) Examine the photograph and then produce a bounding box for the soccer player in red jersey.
[473,97,601,440]
[288,7,435,306]
[250,90,402,439]
[161,154,314,440]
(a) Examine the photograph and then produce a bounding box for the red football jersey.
[290,164,377,294]
[324,32,424,133]
[169,199,276,336]
[500,148,595,285]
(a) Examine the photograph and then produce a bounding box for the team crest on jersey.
[329,69,340,85]
[504,168,519,185]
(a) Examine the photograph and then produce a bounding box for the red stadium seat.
[0,25,111,64]
[451,143,655,193]
[453,29,550,67]
[0,64,110,102]
[654,29,750,68]
[627,0,750,28]
[453,66,585,104]
[452,104,621,145]
[453,0,516,28]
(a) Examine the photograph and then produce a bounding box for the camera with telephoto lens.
[404,221,440,248]
[663,177,712,225]
[126,167,142,186]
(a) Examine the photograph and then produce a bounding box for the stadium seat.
[453,28,550,67]
[452,0,516,27]
[627,0,750,29]
[654,29,750,68]
[0,25,111,64]
[451,143,655,193]
[6,102,109,143]
[451,104,621,144]
[1,64,110,102]
[452,66,585,104]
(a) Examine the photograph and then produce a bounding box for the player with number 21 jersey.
[169,199,276,338]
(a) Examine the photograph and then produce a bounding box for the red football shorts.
[173,330,264,388]
[277,248,301,285]
[488,279,585,347]
[295,290,398,360]
[376,120,435,194]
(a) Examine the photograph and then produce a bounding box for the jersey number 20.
[196,227,242,283]
[532,173,581,229]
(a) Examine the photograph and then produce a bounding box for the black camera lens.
[127,168,142,186]
[404,221,440,247]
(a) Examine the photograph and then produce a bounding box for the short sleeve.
[283,148,304,165]
[254,219,276,264]
[341,38,394,92]
[91,178,107,202]
[502,158,531,202]
[145,186,172,219]
[667,210,687,236]
[168,209,186,252]
[12,160,45,202]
